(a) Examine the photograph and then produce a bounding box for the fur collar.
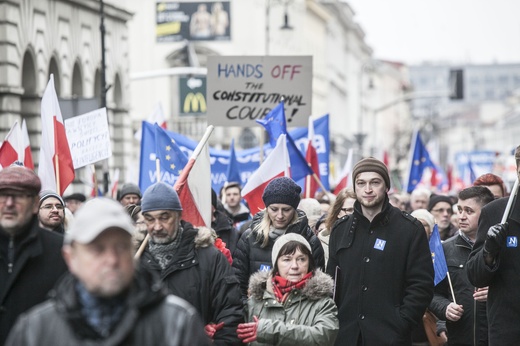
[193,226,214,249]
[248,269,333,301]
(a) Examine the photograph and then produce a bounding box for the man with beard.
[138,182,243,345]
[38,190,65,233]
[326,157,434,346]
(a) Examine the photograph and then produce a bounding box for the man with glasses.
[0,166,67,344]
[428,195,457,240]
[38,190,65,233]
[138,182,243,345]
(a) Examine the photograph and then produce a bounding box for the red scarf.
[272,272,313,303]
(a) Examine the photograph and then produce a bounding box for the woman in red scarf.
[237,233,338,345]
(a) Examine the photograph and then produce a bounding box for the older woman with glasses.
[317,188,356,266]
[428,195,457,241]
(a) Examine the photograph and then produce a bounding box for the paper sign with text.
[65,107,112,169]
[207,55,312,127]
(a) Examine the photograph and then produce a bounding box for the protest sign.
[207,55,312,127]
[65,108,111,169]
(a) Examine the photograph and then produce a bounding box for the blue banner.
[139,114,330,194]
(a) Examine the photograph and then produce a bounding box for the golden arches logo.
[183,92,206,113]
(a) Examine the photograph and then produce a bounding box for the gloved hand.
[484,223,508,257]
[237,316,259,343]
[205,322,224,340]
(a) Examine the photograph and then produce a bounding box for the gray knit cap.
[272,233,312,264]
[119,183,142,200]
[39,190,65,207]
[262,177,301,209]
[141,182,182,212]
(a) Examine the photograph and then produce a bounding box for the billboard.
[156,1,231,42]
[206,55,313,127]
[179,76,207,115]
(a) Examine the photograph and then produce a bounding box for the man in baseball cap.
[6,197,210,345]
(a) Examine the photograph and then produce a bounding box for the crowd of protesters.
[1,146,519,345]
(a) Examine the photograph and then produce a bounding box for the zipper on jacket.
[8,236,14,273]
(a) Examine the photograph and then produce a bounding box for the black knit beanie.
[262,177,301,209]
[352,157,391,190]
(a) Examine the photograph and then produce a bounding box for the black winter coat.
[212,209,240,256]
[430,233,488,346]
[140,221,243,346]
[326,197,434,346]
[0,217,67,345]
[6,269,210,346]
[466,197,520,345]
[232,210,325,301]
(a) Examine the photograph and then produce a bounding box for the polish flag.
[39,75,75,195]
[334,148,354,195]
[174,127,213,228]
[0,121,23,169]
[110,168,120,199]
[21,120,34,169]
[304,118,320,198]
[242,134,290,215]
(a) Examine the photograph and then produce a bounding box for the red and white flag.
[242,134,290,215]
[21,120,34,169]
[110,168,120,199]
[174,128,212,228]
[304,117,320,198]
[0,121,23,169]
[39,75,75,195]
[334,148,354,194]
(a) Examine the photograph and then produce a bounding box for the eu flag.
[429,224,448,286]
[226,138,242,184]
[154,124,189,176]
[256,101,287,148]
[406,130,437,193]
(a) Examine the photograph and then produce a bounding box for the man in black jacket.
[6,197,210,345]
[326,157,434,345]
[0,166,67,345]
[430,186,494,345]
[139,182,243,345]
[467,145,520,345]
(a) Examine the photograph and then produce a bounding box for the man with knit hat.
[233,176,325,302]
[118,183,141,206]
[138,182,243,346]
[326,157,434,346]
[428,194,457,240]
[38,190,65,233]
[0,166,67,345]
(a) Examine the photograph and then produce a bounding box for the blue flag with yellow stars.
[154,123,189,176]
[429,224,448,286]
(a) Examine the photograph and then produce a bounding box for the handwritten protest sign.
[65,108,112,169]
[207,56,312,127]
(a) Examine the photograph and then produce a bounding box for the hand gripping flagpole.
[134,125,215,260]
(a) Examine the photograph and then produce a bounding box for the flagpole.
[446,271,457,305]
[501,177,519,224]
[54,154,61,194]
[155,158,161,183]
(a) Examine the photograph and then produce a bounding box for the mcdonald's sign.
[179,77,207,116]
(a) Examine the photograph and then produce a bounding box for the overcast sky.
[346,0,520,65]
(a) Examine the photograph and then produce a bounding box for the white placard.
[65,108,112,169]
[207,55,312,127]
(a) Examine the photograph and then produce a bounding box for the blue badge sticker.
[507,236,518,248]
[259,264,271,272]
[374,238,386,251]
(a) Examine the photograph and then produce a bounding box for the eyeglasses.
[431,208,452,215]
[0,193,34,204]
[40,204,65,211]
[340,207,354,214]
